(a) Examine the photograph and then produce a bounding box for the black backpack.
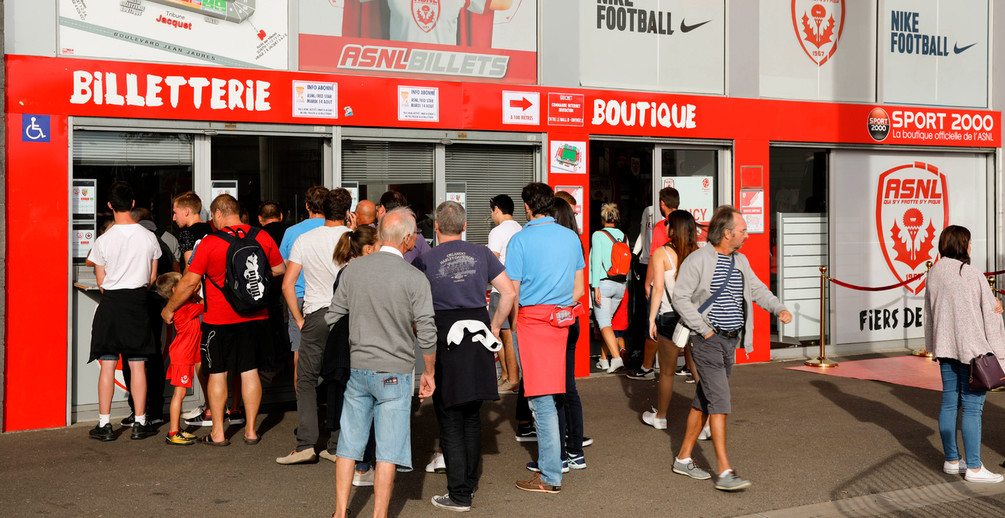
[206,226,271,314]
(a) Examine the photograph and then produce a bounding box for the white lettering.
[255,81,271,111]
[187,77,210,109]
[70,71,93,104]
[164,76,187,108]
[145,75,164,107]
[592,99,606,125]
[125,74,145,107]
[210,78,227,110]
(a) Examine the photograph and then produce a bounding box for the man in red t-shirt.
[162,194,285,445]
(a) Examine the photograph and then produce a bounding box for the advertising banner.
[831,151,987,344]
[760,0,876,102]
[663,176,713,228]
[579,0,725,94]
[880,0,989,108]
[59,0,289,69]
[299,0,537,84]
[6,56,1000,148]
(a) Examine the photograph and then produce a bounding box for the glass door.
[653,146,722,233]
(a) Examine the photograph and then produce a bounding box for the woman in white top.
[924,225,1005,483]
[642,210,699,430]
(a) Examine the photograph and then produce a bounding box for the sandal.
[198,435,230,447]
[243,436,261,445]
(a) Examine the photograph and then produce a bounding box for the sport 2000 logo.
[875,162,948,295]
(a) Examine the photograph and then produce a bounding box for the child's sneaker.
[227,408,245,425]
[165,430,196,446]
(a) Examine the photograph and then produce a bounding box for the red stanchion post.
[806,265,838,368]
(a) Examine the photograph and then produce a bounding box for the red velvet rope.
[827,275,923,292]
[985,269,1005,277]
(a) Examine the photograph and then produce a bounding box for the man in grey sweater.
[671,205,792,492]
[325,208,437,518]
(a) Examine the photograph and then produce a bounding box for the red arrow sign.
[508,97,533,111]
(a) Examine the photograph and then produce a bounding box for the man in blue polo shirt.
[505,182,585,494]
[279,185,328,374]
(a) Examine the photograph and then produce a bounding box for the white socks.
[607,357,624,373]
[135,414,146,426]
[98,414,110,427]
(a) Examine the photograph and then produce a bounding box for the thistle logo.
[412,0,441,33]
[875,162,948,295]
[791,0,845,66]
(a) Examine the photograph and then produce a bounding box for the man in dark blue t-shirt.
[412,201,515,512]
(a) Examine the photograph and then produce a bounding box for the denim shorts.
[97,354,147,362]
[593,279,625,329]
[337,369,414,469]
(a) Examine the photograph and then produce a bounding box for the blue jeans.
[337,369,413,469]
[938,358,987,469]
[527,394,562,486]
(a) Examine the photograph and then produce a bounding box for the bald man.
[355,200,377,227]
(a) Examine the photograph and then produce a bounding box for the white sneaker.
[352,469,375,487]
[965,465,1004,483]
[641,409,667,430]
[943,459,967,474]
[596,359,610,370]
[698,424,712,440]
[181,404,206,420]
[606,357,624,373]
[425,451,446,473]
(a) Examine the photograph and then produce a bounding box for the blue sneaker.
[526,460,570,474]
[567,454,587,470]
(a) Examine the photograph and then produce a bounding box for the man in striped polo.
[670,205,792,492]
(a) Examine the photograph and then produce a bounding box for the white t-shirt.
[289,225,351,315]
[89,224,162,290]
[363,0,487,45]
[487,219,521,293]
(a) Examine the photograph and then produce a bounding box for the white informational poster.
[880,0,989,108]
[293,81,338,118]
[343,181,359,212]
[501,91,540,125]
[398,86,439,122]
[739,189,764,234]
[72,182,97,215]
[579,0,725,94]
[550,141,586,174]
[211,180,238,202]
[831,151,987,344]
[73,227,96,260]
[59,0,289,69]
[759,0,876,101]
[663,176,714,227]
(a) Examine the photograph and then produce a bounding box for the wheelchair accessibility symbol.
[22,114,50,142]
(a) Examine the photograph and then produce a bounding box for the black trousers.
[434,393,483,505]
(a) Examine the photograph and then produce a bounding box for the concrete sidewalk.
[4,353,1005,517]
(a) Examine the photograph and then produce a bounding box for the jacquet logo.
[791,0,845,67]
[875,162,948,295]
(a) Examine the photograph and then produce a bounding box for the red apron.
[516,305,569,397]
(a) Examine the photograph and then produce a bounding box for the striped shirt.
[707,253,744,332]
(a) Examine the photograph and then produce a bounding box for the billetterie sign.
[69,70,272,111]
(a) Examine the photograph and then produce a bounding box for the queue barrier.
[806,264,929,368]
[810,262,1005,367]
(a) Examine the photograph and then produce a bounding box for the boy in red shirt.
[156,272,204,446]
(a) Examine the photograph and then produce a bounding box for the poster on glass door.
[59,0,289,69]
[830,151,987,344]
[663,176,713,228]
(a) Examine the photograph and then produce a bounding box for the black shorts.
[201,319,271,374]
[89,288,156,362]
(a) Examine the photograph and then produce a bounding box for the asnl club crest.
[791,0,845,66]
[412,0,441,33]
[875,162,948,295]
